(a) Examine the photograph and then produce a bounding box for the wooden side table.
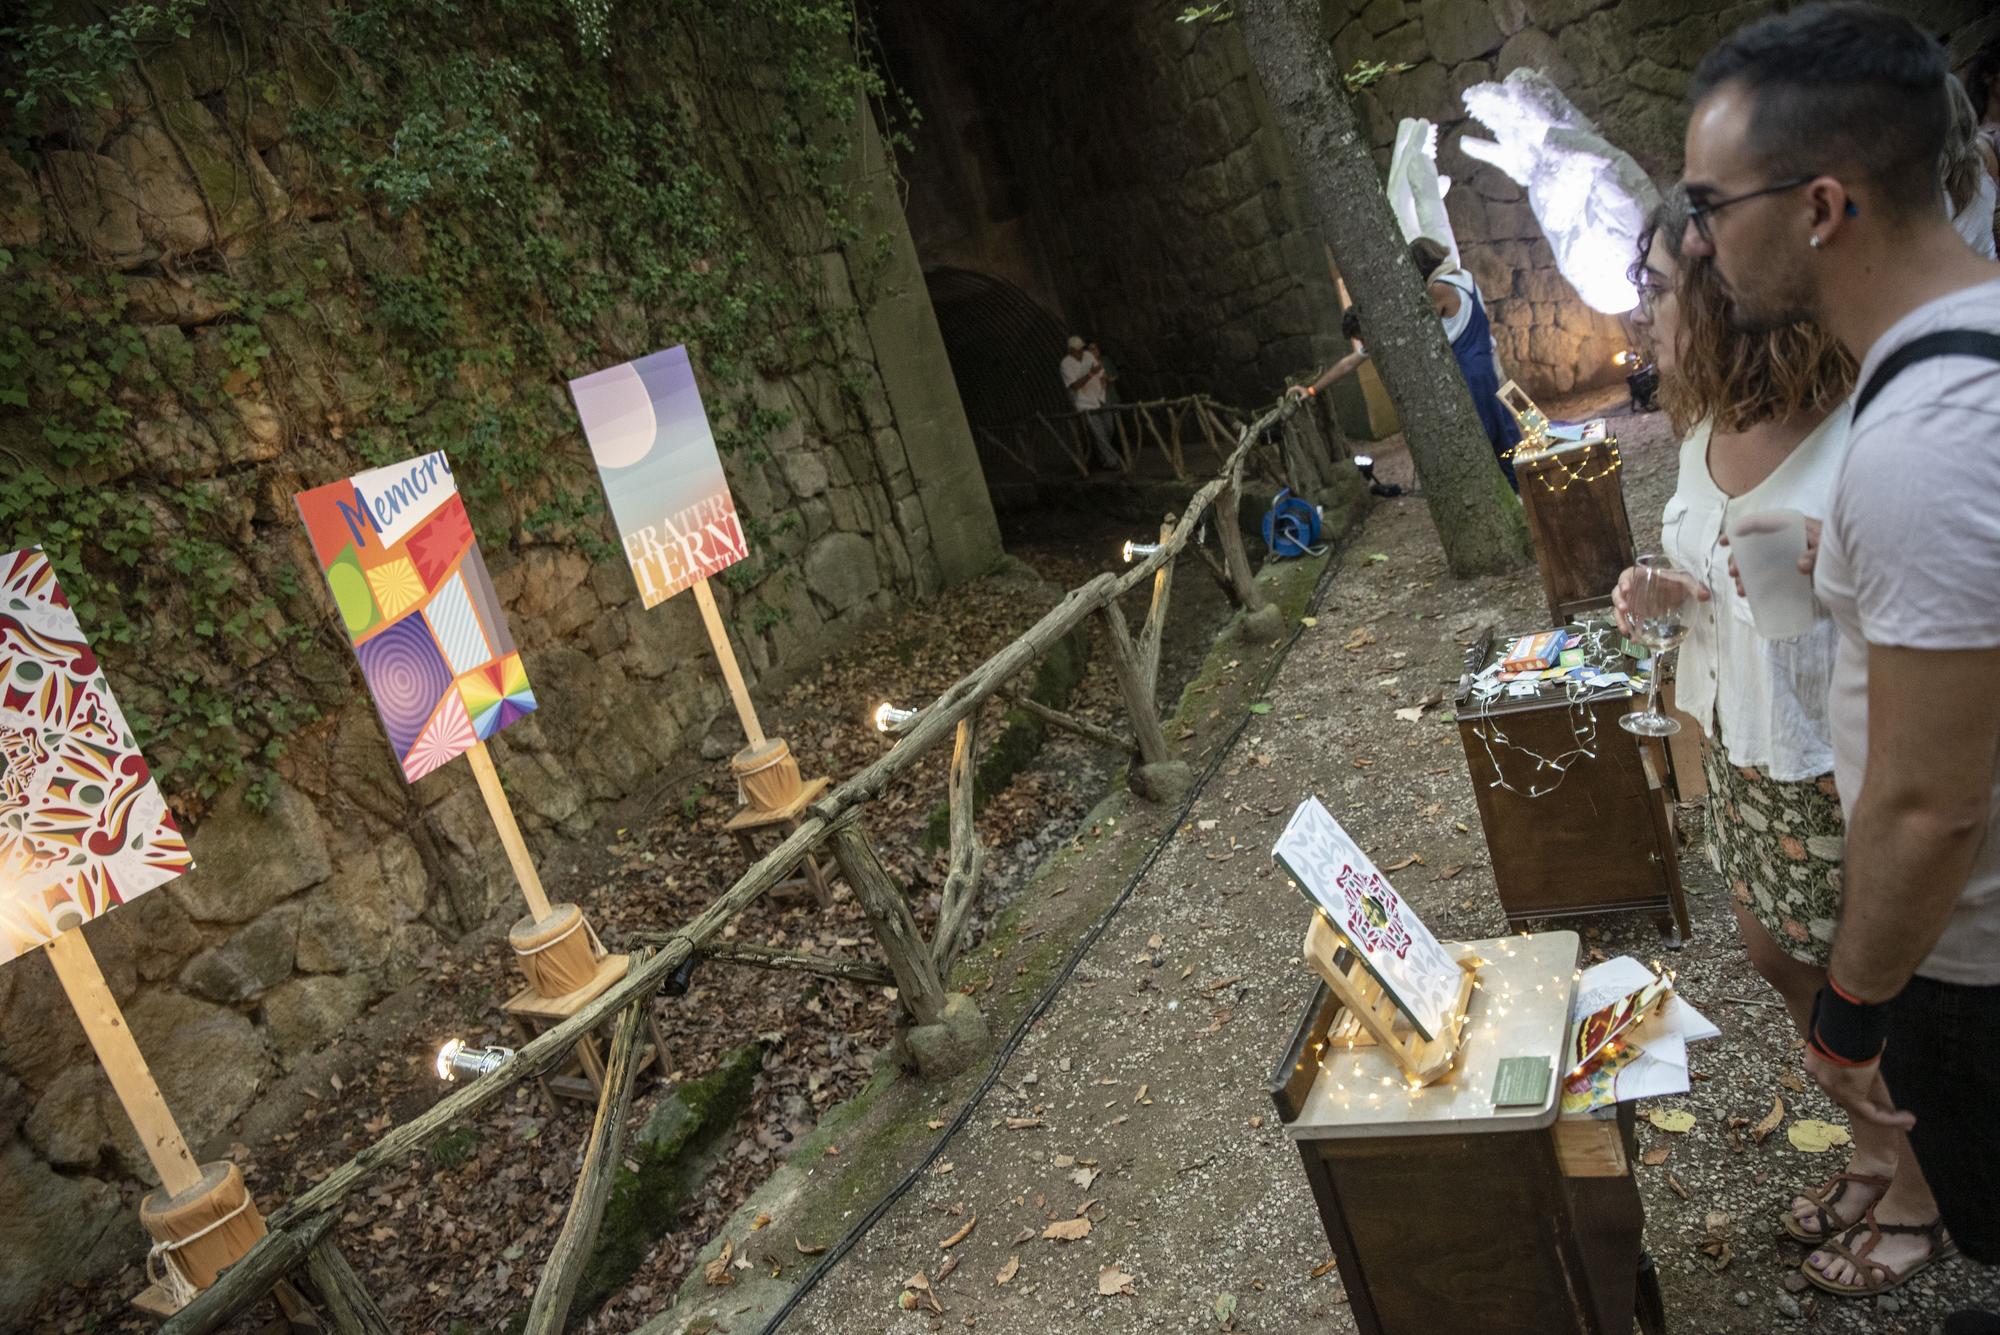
[1455,633,1691,946]
[724,775,839,907]
[502,953,670,1113]
[1518,439,1635,623]
[1271,931,1665,1335]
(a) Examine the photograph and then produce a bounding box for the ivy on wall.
[0,0,905,812]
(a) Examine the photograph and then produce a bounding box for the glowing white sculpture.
[1459,69,1661,314]
[1386,118,1459,264]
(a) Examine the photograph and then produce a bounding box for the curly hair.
[1631,190,1855,436]
[1944,73,1986,215]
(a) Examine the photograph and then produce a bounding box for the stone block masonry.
[0,7,998,1320]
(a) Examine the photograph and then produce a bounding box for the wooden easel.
[1301,911,1478,1087]
[42,928,282,1317]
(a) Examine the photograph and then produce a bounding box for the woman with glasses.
[1612,191,1941,1297]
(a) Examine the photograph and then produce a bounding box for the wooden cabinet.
[1519,441,1635,623]
[1271,932,1665,1335]
[1456,647,1690,946]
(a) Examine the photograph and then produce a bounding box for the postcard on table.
[1271,796,1463,1041]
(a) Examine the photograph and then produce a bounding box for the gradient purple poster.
[568,346,748,608]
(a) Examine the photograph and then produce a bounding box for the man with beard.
[1685,4,2000,1324]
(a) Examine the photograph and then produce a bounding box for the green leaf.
[1214,1292,1238,1323]
[1248,702,1273,715]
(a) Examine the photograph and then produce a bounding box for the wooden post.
[464,740,555,923]
[1098,605,1172,768]
[44,929,202,1196]
[999,690,1133,754]
[933,715,987,978]
[689,577,766,750]
[1137,514,1175,699]
[828,818,948,1027]
[679,939,893,988]
[524,985,649,1334]
[304,1240,393,1335]
[1214,471,1266,612]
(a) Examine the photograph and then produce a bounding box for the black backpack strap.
[1854,331,2000,420]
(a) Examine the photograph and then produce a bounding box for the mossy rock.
[556,1041,765,1325]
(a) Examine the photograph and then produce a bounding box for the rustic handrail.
[158,397,1299,1334]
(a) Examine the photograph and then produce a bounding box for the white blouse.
[1659,414,1849,782]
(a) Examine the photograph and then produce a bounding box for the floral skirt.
[1701,738,1844,967]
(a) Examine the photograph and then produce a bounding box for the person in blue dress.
[1288,237,1522,492]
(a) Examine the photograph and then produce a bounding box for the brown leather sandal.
[1802,1207,1957,1298]
[1783,1170,1891,1243]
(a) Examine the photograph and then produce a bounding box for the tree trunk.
[1236,0,1530,577]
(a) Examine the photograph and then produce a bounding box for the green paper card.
[1493,1056,1553,1109]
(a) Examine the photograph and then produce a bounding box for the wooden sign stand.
[465,737,610,1001]
[42,929,270,1314]
[1302,911,1478,1087]
[690,575,805,815]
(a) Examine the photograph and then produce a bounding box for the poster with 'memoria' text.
[0,548,193,964]
[568,345,748,608]
[295,452,536,783]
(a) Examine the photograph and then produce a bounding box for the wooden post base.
[502,954,670,1114]
[1301,912,1477,1087]
[509,903,607,1000]
[131,1160,266,1311]
[731,736,803,814]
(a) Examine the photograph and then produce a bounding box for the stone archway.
[923,265,1073,441]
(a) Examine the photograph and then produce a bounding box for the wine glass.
[1619,554,1696,737]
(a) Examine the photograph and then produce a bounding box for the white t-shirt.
[1660,415,1846,781]
[1948,173,1998,261]
[1815,277,2000,985]
[1059,352,1105,411]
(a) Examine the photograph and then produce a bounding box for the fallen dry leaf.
[1751,1096,1784,1145]
[1344,626,1378,651]
[1665,1170,1691,1199]
[1310,1256,1340,1278]
[1433,863,1466,881]
[1394,706,1425,723]
[1134,1084,1149,1104]
[1005,1117,1045,1130]
[795,1238,826,1256]
[1098,1265,1137,1297]
[1778,1072,1805,1094]
[996,1255,1020,1286]
[1011,1226,1035,1245]
[1042,1217,1092,1242]
[1647,1108,1697,1134]
[1641,1145,1671,1167]
[940,1215,977,1249]
[936,1254,960,1283]
[1070,1165,1100,1190]
[1381,853,1424,871]
[703,1239,735,1287]
[1787,1119,1851,1153]
[751,1212,772,1231]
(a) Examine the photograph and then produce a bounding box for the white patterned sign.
[1272,797,1462,1041]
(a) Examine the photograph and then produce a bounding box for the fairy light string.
[1464,621,1640,799]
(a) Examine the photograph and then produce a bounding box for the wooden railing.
[159,398,1303,1335]
[976,392,1322,488]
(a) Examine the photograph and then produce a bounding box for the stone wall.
[0,7,998,1319]
[883,0,1352,413]
[1327,0,1993,397]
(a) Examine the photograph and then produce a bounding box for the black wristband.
[1808,981,1890,1067]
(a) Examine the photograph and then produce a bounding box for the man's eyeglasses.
[1686,176,1815,242]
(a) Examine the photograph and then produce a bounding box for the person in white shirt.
[1944,75,1997,260]
[1612,187,1885,1272]
[1058,335,1120,469]
[1686,4,2000,1318]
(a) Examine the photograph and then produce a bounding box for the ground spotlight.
[434,1038,514,1082]
[1121,540,1162,563]
[873,702,919,735]
[1352,453,1404,498]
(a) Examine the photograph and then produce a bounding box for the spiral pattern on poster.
[355,618,453,758]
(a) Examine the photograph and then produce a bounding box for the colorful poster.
[0,549,192,964]
[295,452,535,783]
[1271,796,1462,1042]
[568,345,748,608]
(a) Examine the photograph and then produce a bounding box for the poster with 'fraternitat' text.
[295,452,536,784]
[568,345,748,608]
[1272,796,1462,1042]
[0,548,193,964]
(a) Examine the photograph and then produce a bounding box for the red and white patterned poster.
[0,549,193,964]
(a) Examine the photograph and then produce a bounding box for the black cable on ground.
[759,529,1353,1333]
